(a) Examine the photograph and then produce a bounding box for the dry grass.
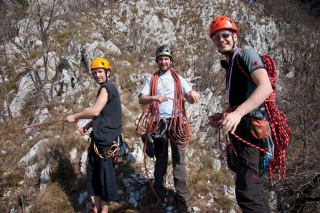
[127,102,144,114]
[186,139,236,210]
[28,182,75,213]
[80,87,99,108]
[0,175,39,212]
[54,31,74,48]
[0,102,91,211]
[0,116,37,171]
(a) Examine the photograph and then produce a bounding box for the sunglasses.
[211,31,233,42]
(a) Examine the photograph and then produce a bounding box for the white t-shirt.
[140,73,192,118]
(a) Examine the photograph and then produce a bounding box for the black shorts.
[87,144,119,202]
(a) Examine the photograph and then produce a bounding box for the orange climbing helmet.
[91,58,110,70]
[209,16,238,38]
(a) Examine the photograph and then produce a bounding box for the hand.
[185,90,201,104]
[190,90,201,103]
[80,125,89,136]
[154,94,168,103]
[221,111,242,134]
[65,115,76,123]
[208,113,223,129]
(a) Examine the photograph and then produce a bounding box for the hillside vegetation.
[0,0,319,212]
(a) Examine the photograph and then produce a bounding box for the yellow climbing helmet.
[91,58,110,70]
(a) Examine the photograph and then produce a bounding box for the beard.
[160,66,171,72]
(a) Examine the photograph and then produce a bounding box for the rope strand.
[0,119,65,137]
[0,119,91,137]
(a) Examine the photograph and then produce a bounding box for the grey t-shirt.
[221,48,265,107]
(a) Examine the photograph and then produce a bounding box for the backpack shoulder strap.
[236,53,277,90]
[236,50,252,81]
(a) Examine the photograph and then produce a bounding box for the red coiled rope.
[217,107,271,156]
[234,53,292,183]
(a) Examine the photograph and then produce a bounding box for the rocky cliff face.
[0,0,285,212]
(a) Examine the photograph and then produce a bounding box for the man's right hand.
[208,113,223,129]
[139,93,168,105]
[154,94,169,103]
[65,115,76,123]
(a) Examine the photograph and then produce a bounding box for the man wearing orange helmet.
[208,16,272,213]
[66,58,122,213]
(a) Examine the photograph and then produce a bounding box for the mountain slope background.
[0,0,319,212]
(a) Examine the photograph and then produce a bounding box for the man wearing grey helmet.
[138,45,200,212]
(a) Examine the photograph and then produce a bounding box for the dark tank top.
[91,81,122,146]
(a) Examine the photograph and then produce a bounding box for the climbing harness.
[218,109,273,156]
[217,109,274,175]
[92,136,127,165]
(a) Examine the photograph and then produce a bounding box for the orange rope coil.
[135,68,192,151]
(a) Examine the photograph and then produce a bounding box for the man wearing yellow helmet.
[208,16,272,213]
[66,58,122,213]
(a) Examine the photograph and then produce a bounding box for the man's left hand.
[186,90,200,104]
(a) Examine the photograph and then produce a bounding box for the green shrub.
[6,173,21,187]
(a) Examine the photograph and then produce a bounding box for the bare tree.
[31,0,63,85]
[267,21,320,213]
[0,0,28,120]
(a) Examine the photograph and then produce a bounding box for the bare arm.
[184,90,201,104]
[222,68,273,133]
[65,88,108,122]
[139,93,168,105]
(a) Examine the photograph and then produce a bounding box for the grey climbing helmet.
[156,45,173,59]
